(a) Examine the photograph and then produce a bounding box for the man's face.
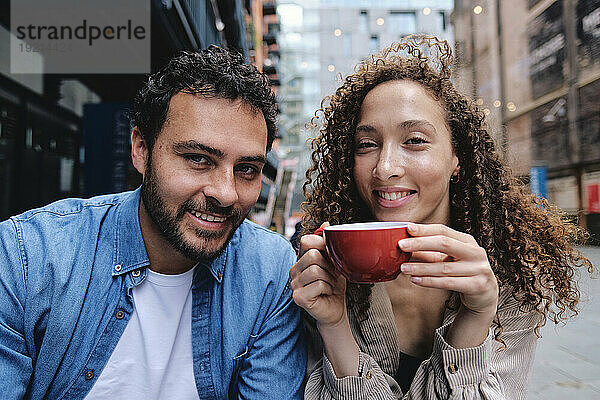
[138,93,267,263]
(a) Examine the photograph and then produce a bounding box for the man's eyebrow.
[172,141,266,164]
[239,155,267,164]
[172,141,224,158]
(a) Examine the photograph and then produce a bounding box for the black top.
[395,352,424,394]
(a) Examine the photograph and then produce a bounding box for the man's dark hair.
[131,46,278,152]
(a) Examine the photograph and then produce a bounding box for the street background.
[3,1,600,240]
[530,246,600,399]
[0,1,599,395]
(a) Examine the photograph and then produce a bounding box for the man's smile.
[187,210,230,231]
[189,210,227,223]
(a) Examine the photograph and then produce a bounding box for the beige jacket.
[304,284,541,399]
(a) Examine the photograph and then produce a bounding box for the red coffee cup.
[318,222,412,283]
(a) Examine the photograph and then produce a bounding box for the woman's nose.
[372,147,405,181]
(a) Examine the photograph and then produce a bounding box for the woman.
[289,36,592,399]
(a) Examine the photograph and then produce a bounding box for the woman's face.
[353,79,459,225]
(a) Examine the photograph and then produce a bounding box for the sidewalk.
[529,247,600,399]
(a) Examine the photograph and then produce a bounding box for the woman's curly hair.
[301,36,593,335]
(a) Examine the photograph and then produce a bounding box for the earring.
[450,173,460,184]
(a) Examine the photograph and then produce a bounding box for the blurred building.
[276,0,454,234]
[0,0,282,223]
[452,0,600,241]
[316,0,454,96]
[243,0,296,233]
[276,0,322,235]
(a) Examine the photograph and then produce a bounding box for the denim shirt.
[0,188,306,399]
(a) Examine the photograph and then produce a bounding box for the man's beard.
[140,155,246,263]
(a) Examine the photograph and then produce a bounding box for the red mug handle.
[313,226,333,270]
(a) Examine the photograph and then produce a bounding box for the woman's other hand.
[289,222,361,377]
[289,222,347,328]
[398,223,499,348]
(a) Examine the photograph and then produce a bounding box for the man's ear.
[131,126,148,176]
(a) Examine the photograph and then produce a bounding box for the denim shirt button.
[115,310,125,319]
[84,370,95,380]
[114,264,122,272]
[132,269,141,277]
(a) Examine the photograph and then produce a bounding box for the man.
[0,46,306,399]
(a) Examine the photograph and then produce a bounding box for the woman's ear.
[452,155,460,177]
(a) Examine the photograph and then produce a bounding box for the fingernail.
[411,276,422,283]
[400,264,412,273]
[398,239,410,248]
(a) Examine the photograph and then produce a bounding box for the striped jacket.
[304,284,541,399]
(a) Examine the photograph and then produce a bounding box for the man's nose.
[372,145,405,181]
[204,170,238,208]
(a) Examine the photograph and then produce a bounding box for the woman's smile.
[373,188,417,208]
[353,80,459,224]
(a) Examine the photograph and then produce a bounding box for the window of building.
[438,11,447,31]
[303,79,319,96]
[359,10,369,32]
[344,35,352,57]
[331,9,340,29]
[370,35,379,54]
[388,11,416,35]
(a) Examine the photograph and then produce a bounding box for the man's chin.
[175,229,233,262]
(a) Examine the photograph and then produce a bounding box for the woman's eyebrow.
[356,124,376,133]
[398,119,437,132]
[356,120,437,134]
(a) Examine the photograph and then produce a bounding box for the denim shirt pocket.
[228,333,259,397]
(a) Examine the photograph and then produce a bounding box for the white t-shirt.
[85,267,200,400]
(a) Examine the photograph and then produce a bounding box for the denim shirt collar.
[111,187,149,276]
[195,248,227,284]
[111,187,224,283]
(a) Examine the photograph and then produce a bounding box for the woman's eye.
[355,141,377,150]
[405,136,428,145]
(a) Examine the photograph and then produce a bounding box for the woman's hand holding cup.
[289,222,347,328]
[289,222,361,377]
[398,223,499,348]
[398,223,499,315]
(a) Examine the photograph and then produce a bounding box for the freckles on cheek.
[352,162,368,182]
[414,158,446,177]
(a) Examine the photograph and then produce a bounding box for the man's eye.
[184,154,210,165]
[236,165,260,178]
